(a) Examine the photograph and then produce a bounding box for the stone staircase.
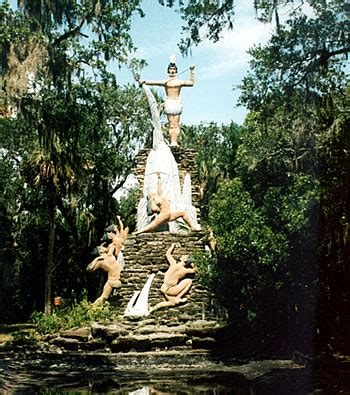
[49,318,224,353]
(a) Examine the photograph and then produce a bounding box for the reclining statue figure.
[134,173,200,235]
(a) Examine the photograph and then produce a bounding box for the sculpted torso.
[98,255,121,283]
[164,264,188,287]
[164,79,184,98]
[138,63,194,146]
[155,194,170,213]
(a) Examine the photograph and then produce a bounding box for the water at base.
[0,360,315,395]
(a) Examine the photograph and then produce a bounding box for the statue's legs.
[169,211,201,231]
[135,210,200,235]
[93,281,113,304]
[168,114,181,146]
[151,278,193,312]
[134,212,170,235]
[167,278,193,303]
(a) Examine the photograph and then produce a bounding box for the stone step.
[50,320,225,353]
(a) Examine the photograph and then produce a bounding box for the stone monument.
[117,81,214,322]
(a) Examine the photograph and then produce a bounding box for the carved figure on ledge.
[133,173,200,235]
[150,243,196,312]
[87,254,122,305]
[98,216,129,259]
[139,55,195,147]
[87,216,128,304]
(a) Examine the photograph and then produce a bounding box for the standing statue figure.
[139,55,195,147]
[134,173,200,235]
[87,216,129,304]
[151,243,196,312]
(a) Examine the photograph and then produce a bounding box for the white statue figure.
[134,172,200,235]
[135,85,200,235]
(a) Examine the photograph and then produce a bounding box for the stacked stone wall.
[43,144,222,353]
[117,145,217,325]
[119,231,216,323]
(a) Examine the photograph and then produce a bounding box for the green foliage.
[182,121,242,179]
[182,121,243,219]
[0,80,151,319]
[232,0,348,354]
[115,186,139,231]
[205,170,319,352]
[239,2,349,119]
[316,115,350,352]
[0,0,151,318]
[211,179,288,269]
[191,250,217,292]
[159,0,235,54]
[1,0,145,84]
[31,299,117,334]
[262,175,319,235]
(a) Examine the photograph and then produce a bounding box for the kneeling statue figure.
[151,243,196,312]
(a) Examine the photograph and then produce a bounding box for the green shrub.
[30,299,118,334]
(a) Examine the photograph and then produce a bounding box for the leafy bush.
[192,250,217,292]
[30,299,118,334]
[205,174,320,354]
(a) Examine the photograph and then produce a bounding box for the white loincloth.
[165,97,183,115]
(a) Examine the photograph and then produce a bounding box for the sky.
[6,0,275,126]
[113,1,274,126]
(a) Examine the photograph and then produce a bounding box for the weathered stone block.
[60,327,91,340]
[90,322,129,340]
[111,332,188,352]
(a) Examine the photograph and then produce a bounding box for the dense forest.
[0,0,349,358]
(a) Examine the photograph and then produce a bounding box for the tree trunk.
[44,185,56,314]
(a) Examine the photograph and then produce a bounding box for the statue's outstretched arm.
[117,215,129,241]
[183,65,195,87]
[123,226,129,240]
[140,79,167,87]
[117,215,124,233]
[166,243,177,266]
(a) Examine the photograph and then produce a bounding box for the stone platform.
[46,318,223,353]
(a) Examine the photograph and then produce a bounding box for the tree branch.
[52,17,87,46]
[290,46,350,88]
[51,0,103,47]
[111,176,127,196]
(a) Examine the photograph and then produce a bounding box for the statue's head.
[101,224,117,242]
[105,224,117,233]
[167,62,177,76]
[167,54,177,76]
[180,255,189,265]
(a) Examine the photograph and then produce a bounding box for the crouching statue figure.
[151,243,196,312]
